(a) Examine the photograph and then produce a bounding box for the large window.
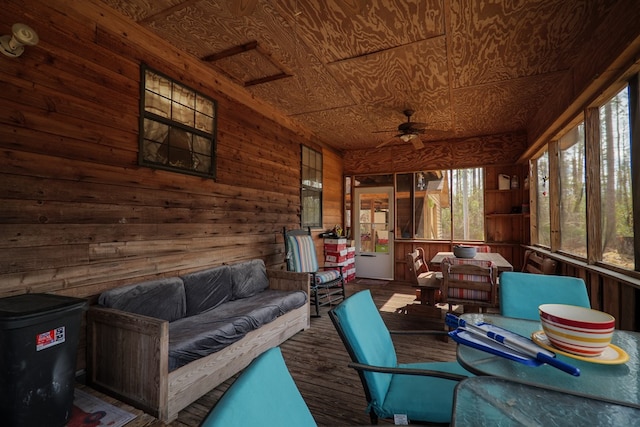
[533,80,636,272]
[396,168,483,242]
[139,65,217,178]
[301,146,322,228]
[559,123,587,257]
[600,87,633,269]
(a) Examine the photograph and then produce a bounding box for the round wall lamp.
[1,23,39,58]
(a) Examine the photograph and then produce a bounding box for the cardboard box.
[326,253,348,263]
[325,260,351,267]
[324,243,347,252]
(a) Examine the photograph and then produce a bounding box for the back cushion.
[98,277,186,322]
[286,234,319,273]
[181,265,232,316]
[230,259,269,299]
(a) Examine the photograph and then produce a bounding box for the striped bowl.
[539,304,615,357]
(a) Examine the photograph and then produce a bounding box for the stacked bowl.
[539,304,615,357]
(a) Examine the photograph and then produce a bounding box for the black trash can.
[0,293,87,427]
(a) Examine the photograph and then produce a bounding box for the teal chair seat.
[200,347,317,427]
[329,290,471,424]
[499,271,591,320]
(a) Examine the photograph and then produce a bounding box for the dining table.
[429,252,514,272]
[452,376,640,426]
[455,313,640,407]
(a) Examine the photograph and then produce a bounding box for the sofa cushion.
[229,259,269,299]
[98,277,186,322]
[168,289,307,371]
[181,265,232,316]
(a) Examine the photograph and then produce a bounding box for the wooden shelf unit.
[484,166,529,245]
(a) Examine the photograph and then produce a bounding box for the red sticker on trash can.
[36,326,66,351]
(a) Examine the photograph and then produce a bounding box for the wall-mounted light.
[1,23,39,58]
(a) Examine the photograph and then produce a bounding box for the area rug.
[67,389,136,427]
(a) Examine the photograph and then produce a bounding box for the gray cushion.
[168,290,307,370]
[230,259,269,299]
[98,277,186,322]
[181,265,232,316]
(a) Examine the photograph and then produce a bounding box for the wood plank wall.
[0,0,344,367]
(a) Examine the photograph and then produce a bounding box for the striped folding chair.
[284,227,346,317]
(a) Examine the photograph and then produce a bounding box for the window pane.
[415,171,450,240]
[395,173,413,238]
[559,123,587,257]
[536,152,551,247]
[452,168,484,241]
[301,146,322,227]
[140,66,216,178]
[600,87,634,269]
[301,188,321,227]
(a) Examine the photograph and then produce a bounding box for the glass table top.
[452,376,640,426]
[456,313,640,407]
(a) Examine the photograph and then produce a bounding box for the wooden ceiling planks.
[99,0,623,152]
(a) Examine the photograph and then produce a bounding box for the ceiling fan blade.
[411,138,424,149]
[399,123,427,132]
[372,129,395,134]
[376,137,396,148]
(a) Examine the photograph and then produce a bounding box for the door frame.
[353,186,394,280]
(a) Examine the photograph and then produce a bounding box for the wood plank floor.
[83,280,459,426]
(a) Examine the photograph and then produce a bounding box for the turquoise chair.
[200,347,317,427]
[499,271,591,320]
[328,290,471,425]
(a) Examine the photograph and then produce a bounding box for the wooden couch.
[87,262,310,422]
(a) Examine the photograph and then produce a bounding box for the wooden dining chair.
[406,247,442,306]
[441,257,498,312]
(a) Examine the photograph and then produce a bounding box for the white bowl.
[539,303,615,357]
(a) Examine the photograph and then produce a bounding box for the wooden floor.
[83,280,459,426]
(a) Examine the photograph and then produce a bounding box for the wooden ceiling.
[100,0,616,152]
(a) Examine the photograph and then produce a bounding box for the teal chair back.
[329,290,397,408]
[499,271,591,320]
[200,347,317,427]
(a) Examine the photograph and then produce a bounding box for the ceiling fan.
[375,109,427,149]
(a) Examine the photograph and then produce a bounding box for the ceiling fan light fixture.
[399,133,416,142]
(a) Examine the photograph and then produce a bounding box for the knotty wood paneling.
[0,0,344,372]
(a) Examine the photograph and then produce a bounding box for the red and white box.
[346,247,356,258]
[326,250,348,263]
[324,260,350,267]
[324,238,347,252]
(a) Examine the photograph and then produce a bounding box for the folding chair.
[284,227,346,317]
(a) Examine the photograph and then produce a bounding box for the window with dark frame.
[301,146,322,228]
[139,65,217,178]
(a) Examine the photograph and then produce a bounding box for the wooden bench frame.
[87,269,310,422]
[522,249,558,275]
